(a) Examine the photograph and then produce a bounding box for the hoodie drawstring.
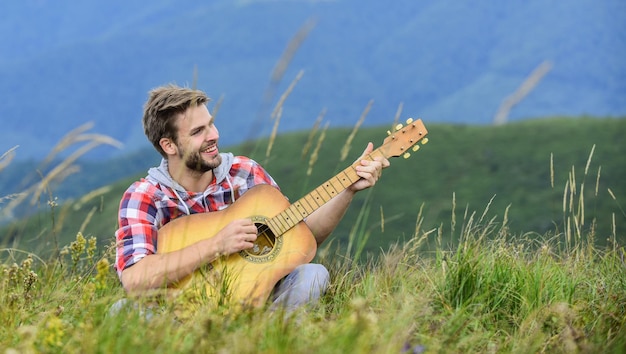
[172,189,191,215]
[226,175,236,204]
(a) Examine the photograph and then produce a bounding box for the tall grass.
[1,123,121,257]
[1,120,625,353]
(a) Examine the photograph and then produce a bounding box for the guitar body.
[157,184,318,307]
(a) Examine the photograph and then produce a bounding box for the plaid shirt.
[114,156,278,278]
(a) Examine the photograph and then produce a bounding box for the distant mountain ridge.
[1,0,625,159]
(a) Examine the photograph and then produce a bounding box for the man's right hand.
[214,219,258,256]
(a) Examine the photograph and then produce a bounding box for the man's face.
[175,104,222,173]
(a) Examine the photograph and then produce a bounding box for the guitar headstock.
[380,118,429,159]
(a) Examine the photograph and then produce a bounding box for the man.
[114,84,389,311]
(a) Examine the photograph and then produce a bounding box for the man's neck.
[167,160,214,193]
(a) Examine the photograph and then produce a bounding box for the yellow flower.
[95,258,110,291]
[41,316,64,349]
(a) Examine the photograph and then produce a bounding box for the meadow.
[1,113,625,353]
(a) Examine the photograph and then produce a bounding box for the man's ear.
[160,138,177,156]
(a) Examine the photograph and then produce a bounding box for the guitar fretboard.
[267,149,387,236]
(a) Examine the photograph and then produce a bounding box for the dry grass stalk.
[41,123,94,166]
[78,206,98,235]
[54,201,72,236]
[499,204,511,238]
[608,188,616,200]
[563,180,571,247]
[0,146,19,173]
[211,95,224,120]
[31,139,117,205]
[595,166,601,197]
[392,102,403,131]
[406,201,435,255]
[307,121,330,176]
[270,69,304,122]
[265,70,304,160]
[340,99,373,162]
[413,202,425,238]
[266,106,283,159]
[451,192,457,237]
[268,18,315,88]
[0,193,24,206]
[607,188,626,219]
[559,146,601,250]
[1,124,122,219]
[301,109,326,160]
[493,60,552,125]
[550,153,554,189]
[584,144,595,176]
[244,19,314,151]
[0,247,46,265]
[73,185,112,210]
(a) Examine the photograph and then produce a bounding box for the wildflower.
[47,197,58,208]
[86,236,97,260]
[95,258,110,291]
[8,263,19,287]
[82,282,96,306]
[70,232,87,266]
[23,271,38,296]
[41,315,65,349]
[21,255,33,272]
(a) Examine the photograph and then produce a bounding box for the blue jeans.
[270,263,330,311]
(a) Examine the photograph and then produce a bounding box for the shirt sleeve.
[114,182,160,278]
[247,158,280,189]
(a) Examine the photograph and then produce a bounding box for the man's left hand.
[349,142,390,192]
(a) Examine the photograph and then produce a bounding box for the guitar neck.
[267,149,388,236]
[265,117,428,237]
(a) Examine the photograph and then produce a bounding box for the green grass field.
[1,206,625,352]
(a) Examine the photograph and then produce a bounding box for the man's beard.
[180,145,222,173]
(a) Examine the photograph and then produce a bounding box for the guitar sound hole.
[246,223,276,257]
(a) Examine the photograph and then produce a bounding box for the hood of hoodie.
[146,152,234,197]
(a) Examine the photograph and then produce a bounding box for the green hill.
[2,117,625,257]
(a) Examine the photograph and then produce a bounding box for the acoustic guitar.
[157,118,429,307]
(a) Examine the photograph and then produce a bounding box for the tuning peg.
[403,152,411,159]
[412,145,420,152]
[422,138,429,144]
[387,130,391,136]
[395,123,403,131]
[406,118,413,124]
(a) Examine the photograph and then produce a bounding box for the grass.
[1,203,625,353]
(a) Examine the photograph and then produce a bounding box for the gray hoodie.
[145,152,236,215]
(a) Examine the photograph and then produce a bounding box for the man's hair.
[142,84,210,158]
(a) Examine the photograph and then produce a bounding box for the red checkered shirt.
[114,155,279,278]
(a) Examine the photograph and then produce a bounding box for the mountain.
[1,0,625,161]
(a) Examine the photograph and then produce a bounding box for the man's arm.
[305,142,389,245]
[121,218,258,294]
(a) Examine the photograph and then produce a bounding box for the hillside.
[2,117,625,256]
[1,0,625,160]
